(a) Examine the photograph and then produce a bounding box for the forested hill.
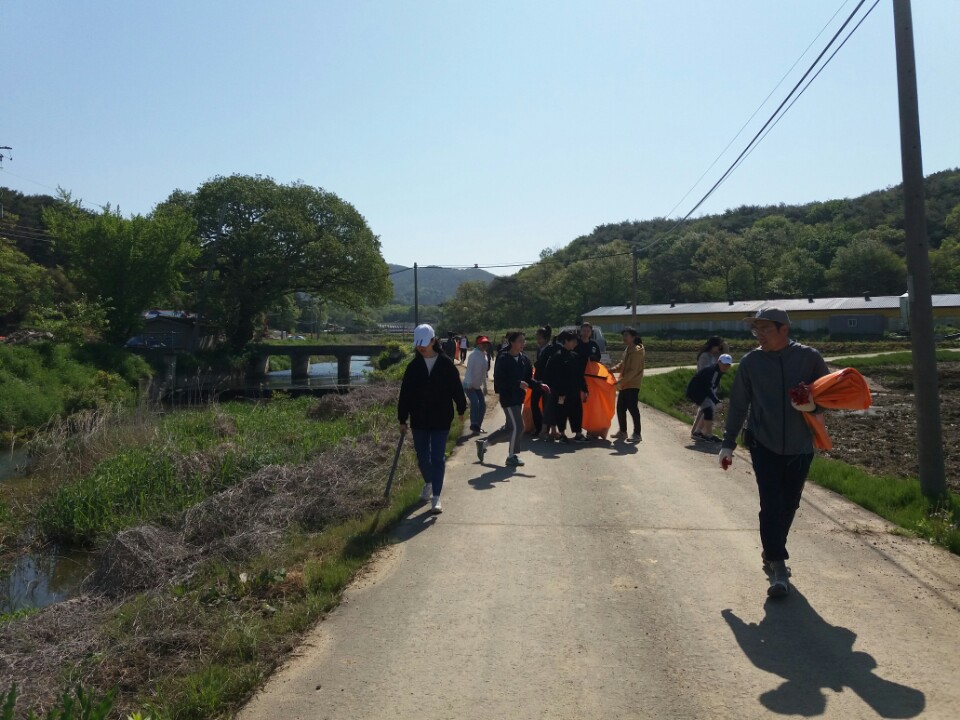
[438,168,960,330]
[388,264,496,304]
[564,167,960,258]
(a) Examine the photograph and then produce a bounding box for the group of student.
[399,308,834,600]
[397,321,645,514]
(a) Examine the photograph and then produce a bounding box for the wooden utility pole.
[892,0,946,497]
[631,249,638,326]
[413,262,420,326]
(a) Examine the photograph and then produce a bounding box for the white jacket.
[463,347,489,389]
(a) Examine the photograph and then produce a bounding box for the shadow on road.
[722,590,925,717]
[392,505,439,542]
[468,464,533,490]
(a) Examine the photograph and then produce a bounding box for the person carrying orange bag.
[788,367,872,451]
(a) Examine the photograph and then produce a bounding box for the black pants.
[749,441,813,563]
[529,385,545,434]
[566,394,583,434]
[616,388,641,434]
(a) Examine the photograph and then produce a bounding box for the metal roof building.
[582,294,960,336]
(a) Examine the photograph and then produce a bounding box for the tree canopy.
[164,175,391,350]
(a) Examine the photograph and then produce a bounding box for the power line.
[662,0,860,220]
[642,0,872,256]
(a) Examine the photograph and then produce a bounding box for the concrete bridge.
[247,344,388,384]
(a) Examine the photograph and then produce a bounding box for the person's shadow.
[468,464,532,490]
[722,590,925,717]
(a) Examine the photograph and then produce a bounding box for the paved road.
[238,402,960,719]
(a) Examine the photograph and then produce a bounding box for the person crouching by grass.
[686,353,734,443]
[476,331,549,467]
[398,323,467,514]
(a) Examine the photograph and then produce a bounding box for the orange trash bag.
[522,387,539,433]
[798,367,873,450]
[582,361,617,438]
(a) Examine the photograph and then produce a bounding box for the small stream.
[0,357,375,615]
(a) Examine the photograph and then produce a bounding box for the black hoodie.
[398,350,467,430]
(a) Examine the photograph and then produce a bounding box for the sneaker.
[505,455,525,467]
[767,560,791,598]
[558,434,570,444]
[761,552,792,577]
[573,433,587,443]
[431,496,443,514]
[476,439,486,463]
[419,483,432,502]
[612,430,627,440]
[630,433,642,443]
[469,424,481,433]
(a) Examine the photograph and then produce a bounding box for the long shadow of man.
[722,590,925,717]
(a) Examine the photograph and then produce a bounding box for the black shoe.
[573,433,587,443]
[766,560,791,598]
[475,439,486,463]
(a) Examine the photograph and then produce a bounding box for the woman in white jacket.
[463,335,490,432]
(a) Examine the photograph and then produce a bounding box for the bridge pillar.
[246,353,270,381]
[291,352,311,380]
[337,353,352,385]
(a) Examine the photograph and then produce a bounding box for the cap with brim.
[718,353,734,365]
[743,307,790,326]
[476,335,489,344]
[413,323,435,347]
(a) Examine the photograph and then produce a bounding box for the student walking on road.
[686,353,734,442]
[476,331,548,467]
[610,327,645,442]
[459,335,469,364]
[719,309,828,598]
[398,324,467,514]
[463,335,490,433]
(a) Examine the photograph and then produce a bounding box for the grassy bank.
[0,342,152,441]
[2,349,464,718]
[639,367,960,554]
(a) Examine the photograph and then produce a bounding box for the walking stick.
[383,432,405,502]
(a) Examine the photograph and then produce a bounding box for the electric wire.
[662,0,859,220]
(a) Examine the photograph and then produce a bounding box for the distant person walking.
[476,331,548,467]
[463,335,491,433]
[691,336,726,439]
[686,353,734,442]
[719,309,828,598]
[459,335,469,365]
[398,324,467,514]
[610,327,645,442]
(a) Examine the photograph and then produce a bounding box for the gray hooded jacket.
[722,340,829,455]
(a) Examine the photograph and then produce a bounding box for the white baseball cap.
[413,324,435,347]
[718,353,734,365]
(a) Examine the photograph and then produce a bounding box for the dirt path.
[237,402,960,720]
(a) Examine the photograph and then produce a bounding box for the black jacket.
[534,342,559,379]
[686,364,723,405]
[543,346,587,398]
[575,339,601,371]
[397,352,467,430]
[493,351,540,408]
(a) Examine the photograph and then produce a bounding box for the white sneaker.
[419,483,432,502]
[431,496,443,514]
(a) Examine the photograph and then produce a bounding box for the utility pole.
[413,262,419,326]
[631,249,639,327]
[893,0,945,498]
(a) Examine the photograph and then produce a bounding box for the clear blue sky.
[2,1,958,275]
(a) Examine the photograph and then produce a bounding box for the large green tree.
[0,240,52,328]
[826,235,907,296]
[167,175,390,351]
[43,199,199,343]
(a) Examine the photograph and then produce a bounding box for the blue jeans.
[465,387,485,429]
[411,428,449,497]
[749,440,812,563]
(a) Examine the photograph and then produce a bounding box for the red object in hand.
[789,382,812,405]
[721,456,732,470]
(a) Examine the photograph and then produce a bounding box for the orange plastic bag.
[582,361,617,437]
[801,367,873,450]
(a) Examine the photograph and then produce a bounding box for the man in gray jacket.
[718,308,829,599]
